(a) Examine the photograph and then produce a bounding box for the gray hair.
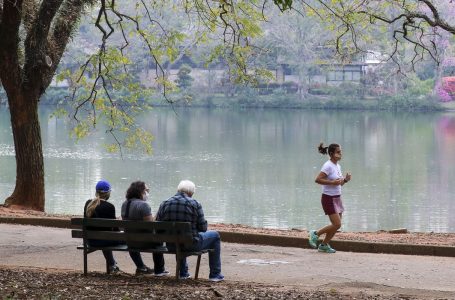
[177,180,196,195]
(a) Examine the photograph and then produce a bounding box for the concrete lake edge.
[1,216,454,257]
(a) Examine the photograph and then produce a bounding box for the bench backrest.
[71,217,194,246]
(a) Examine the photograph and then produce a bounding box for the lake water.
[1,106,455,232]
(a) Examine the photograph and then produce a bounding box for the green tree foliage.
[276,1,455,68]
[0,0,277,210]
[62,0,273,150]
[175,65,194,90]
[2,0,455,210]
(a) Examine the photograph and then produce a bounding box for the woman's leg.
[129,251,145,268]
[88,240,119,268]
[318,213,342,244]
[101,250,116,267]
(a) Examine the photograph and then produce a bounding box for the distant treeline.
[32,87,443,112]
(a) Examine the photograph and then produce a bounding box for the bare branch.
[73,74,101,122]
[95,0,114,44]
[358,6,455,36]
[107,128,124,159]
[107,4,170,102]
[140,0,169,37]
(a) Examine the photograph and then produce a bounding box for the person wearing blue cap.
[85,180,157,275]
[84,180,122,273]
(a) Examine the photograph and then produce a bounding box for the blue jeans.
[173,231,222,278]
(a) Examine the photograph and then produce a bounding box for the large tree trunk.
[0,0,88,211]
[4,91,45,211]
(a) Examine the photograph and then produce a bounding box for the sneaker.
[135,266,154,275]
[109,265,121,274]
[154,270,170,277]
[179,273,191,280]
[309,230,319,249]
[208,274,225,282]
[318,244,336,253]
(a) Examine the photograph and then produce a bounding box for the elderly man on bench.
[156,180,224,282]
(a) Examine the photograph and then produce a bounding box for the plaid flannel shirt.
[156,192,208,242]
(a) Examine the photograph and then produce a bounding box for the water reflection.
[0,106,454,232]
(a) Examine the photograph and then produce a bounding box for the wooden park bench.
[71,217,213,279]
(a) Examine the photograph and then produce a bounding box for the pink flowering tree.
[435,57,455,102]
[435,81,453,102]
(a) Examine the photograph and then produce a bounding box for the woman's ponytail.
[85,197,101,217]
[318,142,340,156]
[318,142,328,155]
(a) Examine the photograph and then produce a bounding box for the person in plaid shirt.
[156,180,224,282]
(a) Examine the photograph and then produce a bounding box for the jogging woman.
[309,143,351,253]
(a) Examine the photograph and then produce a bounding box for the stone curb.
[219,231,455,257]
[1,216,454,257]
[0,216,71,229]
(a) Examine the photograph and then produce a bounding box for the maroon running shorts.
[321,194,344,215]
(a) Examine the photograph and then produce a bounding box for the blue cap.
[96,180,111,193]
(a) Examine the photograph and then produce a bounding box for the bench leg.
[83,249,88,276]
[195,255,201,280]
[106,260,110,274]
[175,254,180,279]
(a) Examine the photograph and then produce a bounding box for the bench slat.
[72,218,193,234]
[72,230,127,241]
[77,245,129,251]
[76,245,211,256]
[72,230,193,245]
[76,245,169,252]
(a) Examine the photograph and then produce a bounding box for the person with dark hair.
[121,181,169,276]
[83,180,122,273]
[308,143,351,253]
[156,180,224,282]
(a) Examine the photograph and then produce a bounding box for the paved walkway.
[1,224,454,298]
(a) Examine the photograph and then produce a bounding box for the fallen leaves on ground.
[0,267,427,300]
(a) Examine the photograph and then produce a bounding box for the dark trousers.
[127,241,166,272]
[128,251,165,272]
[87,240,122,267]
[88,239,162,270]
[88,239,165,272]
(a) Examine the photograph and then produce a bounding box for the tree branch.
[0,0,4,24]
[107,2,171,101]
[0,0,23,94]
[23,0,65,92]
[358,2,455,36]
[43,0,96,93]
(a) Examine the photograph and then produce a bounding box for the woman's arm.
[107,203,120,231]
[143,215,154,221]
[315,171,343,186]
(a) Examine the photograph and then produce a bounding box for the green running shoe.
[318,244,336,253]
[309,230,319,248]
